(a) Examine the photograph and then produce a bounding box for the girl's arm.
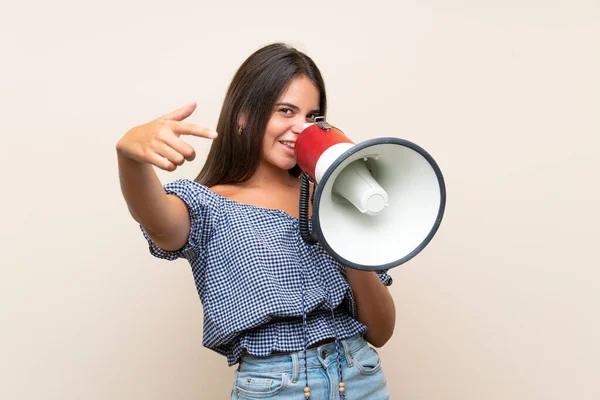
[345,268,396,347]
[117,153,190,250]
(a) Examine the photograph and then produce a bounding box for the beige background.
[1,0,599,399]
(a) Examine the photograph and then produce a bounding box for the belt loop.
[342,337,353,367]
[291,352,299,383]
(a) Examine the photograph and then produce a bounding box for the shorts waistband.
[238,334,366,378]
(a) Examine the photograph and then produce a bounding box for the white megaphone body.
[295,119,446,271]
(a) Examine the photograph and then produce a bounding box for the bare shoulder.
[209,184,239,199]
[210,184,263,205]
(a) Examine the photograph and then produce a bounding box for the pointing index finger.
[169,120,218,139]
[161,102,197,121]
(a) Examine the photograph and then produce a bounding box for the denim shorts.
[231,334,390,400]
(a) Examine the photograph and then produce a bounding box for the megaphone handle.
[299,173,319,244]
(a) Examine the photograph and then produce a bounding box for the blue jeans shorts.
[231,334,390,400]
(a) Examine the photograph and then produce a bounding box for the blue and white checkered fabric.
[141,179,392,366]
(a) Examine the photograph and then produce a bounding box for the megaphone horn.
[294,119,446,271]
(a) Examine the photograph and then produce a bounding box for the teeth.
[281,141,295,149]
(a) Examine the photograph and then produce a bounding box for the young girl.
[116,43,395,400]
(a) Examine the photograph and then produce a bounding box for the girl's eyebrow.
[275,102,320,114]
[275,102,299,110]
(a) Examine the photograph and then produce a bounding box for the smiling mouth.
[280,141,296,149]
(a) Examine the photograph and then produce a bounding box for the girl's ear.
[237,113,247,130]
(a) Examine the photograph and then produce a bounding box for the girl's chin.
[260,156,297,172]
[280,162,298,171]
[268,154,297,170]
[274,160,298,172]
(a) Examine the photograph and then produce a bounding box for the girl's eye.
[279,108,293,115]
[307,114,318,122]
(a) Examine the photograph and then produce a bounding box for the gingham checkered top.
[141,179,392,366]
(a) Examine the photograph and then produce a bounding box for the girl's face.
[260,76,321,172]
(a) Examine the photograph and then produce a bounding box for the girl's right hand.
[116,102,218,171]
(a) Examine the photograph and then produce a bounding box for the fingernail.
[210,131,219,138]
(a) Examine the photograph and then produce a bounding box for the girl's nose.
[292,121,313,135]
[291,122,304,135]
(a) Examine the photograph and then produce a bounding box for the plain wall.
[1,0,599,399]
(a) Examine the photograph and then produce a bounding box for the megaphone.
[295,119,446,271]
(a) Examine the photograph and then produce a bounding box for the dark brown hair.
[194,43,327,187]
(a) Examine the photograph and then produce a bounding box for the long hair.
[194,43,327,187]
